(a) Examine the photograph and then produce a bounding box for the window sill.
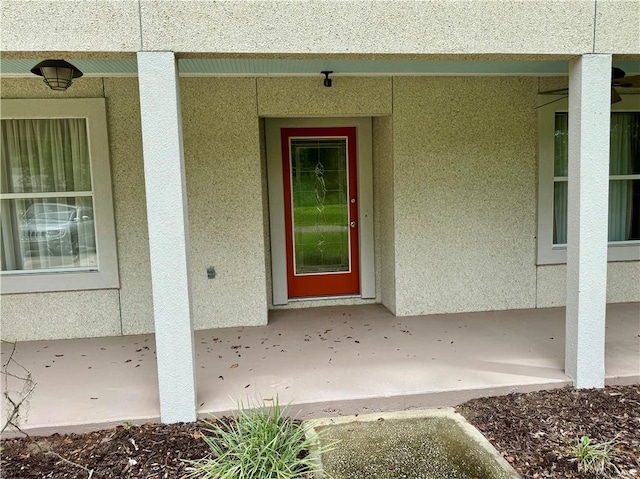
[537,243,640,265]
[1,268,119,294]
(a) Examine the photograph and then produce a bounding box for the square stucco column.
[137,52,197,422]
[565,54,612,389]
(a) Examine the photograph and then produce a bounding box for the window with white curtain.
[1,99,119,293]
[537,95,640,264]
[553,112,640,244]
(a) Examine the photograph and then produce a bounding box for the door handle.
[350,221,356,228]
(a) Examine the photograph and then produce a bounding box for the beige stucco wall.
[390,76,639,315]
[0,290,121,340]
[104,77,155,335]
[1,74,638,341]
[392,76,540,316]
[594,0,640,54]
[1,0,141,53]
[1,76,272,338]
[537,262,640,307]
[138,1,595,54]
[181,77,268,329]
[373,116,396,314]
[257,77,392,118]
[4,0,639,54]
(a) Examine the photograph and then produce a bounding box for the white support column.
[565,54,611,389]
[137,52,197,422]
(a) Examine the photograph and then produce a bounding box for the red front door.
[281,127,360,298]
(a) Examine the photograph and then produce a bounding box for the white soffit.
[1,58,639,78]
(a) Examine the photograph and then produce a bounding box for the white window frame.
[537,94,640,264]
[1,98,119,293]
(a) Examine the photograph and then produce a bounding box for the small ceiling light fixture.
[31,59,83,91]
[321,70,333,87]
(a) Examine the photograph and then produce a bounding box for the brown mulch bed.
[1,385,639,478]
[456,385,640,478]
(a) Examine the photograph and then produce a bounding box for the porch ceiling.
[2,58,639,78]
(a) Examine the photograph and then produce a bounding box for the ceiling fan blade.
[611,87,622,104]
[540,88,569,95]
[612,67,626,80]
[613,75,640,88]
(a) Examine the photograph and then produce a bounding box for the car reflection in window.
[20,203,96,258]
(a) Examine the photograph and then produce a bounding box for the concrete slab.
[309,409,521,479]
[1,303,638,436]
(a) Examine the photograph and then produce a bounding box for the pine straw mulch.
[1,385,639,478]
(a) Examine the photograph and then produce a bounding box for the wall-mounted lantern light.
[31,60,83,91]
[321,71,333,87]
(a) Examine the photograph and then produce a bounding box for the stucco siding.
[0,77,104,100]
[181,78,268,329]
[0,76,271,337]
[373,116,396,313]
[139,1,598,55]
[104,77,155,335]
[0,290,121,341]
[260,118,272,309]
[594,0,640,54]
[184,0,626,55]
[537,262,640,307]
[392,76,539,316]
[606,262,640,304]
[1,0,141,52]
[2,75,638,341]
[257,77,392,118]
[10,0,638,55]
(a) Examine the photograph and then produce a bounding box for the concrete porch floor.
[2,303,638,437]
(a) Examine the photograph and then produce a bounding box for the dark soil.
[1,385,639,478]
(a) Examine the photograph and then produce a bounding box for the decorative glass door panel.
[290,138,349,274]
[282,127,359,298]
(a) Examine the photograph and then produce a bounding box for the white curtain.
[553,112,639,245]
[553,114,568,244]
[1,119,92,271]
[608,114,638,241]
[2,119,90,193]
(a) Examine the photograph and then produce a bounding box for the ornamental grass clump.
[186,398,332,479]
[574,435,618,476]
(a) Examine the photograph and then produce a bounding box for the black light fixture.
[31,60,83,91]
[321,70,333,87]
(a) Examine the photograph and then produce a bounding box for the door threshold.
[288,294,361,303]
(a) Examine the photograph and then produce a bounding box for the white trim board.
[265,117,375,305]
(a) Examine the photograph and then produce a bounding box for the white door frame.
[266,117,375,305]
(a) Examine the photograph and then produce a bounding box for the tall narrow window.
[1,99,118,293]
